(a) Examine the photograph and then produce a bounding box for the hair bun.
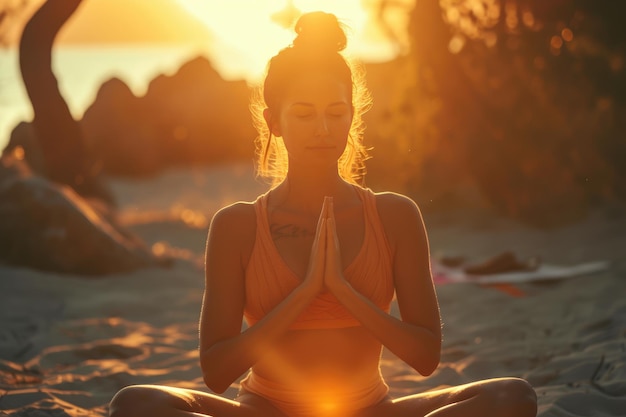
[293,11,347,53]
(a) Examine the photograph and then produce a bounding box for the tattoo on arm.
[270,223,314,240]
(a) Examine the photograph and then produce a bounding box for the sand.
[1,164,625,416]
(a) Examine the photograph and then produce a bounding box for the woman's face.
[272,72,353,167]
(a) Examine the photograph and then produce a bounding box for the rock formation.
[79,56,256,177]
[0,153,163,275]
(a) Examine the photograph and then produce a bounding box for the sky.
[55,0,214,45]
[51,0,412,80]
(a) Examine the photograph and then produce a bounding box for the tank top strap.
[355,186,393,260]
[253,191,273,245]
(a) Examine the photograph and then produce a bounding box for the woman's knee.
[109,385,172,417]
[488,378,537,416]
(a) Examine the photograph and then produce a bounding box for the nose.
[315,115,330,136]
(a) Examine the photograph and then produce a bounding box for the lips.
[306,145,336,150]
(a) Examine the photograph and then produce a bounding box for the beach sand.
[1,164,625,416]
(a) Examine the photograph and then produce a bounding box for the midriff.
[251,326,383,391]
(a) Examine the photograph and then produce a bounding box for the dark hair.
[251,11,372,186]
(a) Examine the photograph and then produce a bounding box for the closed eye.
[290,103,315,119]
[327,103,350,118]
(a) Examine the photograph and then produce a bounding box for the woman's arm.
[325,193,441,376]
[199,201,327,393]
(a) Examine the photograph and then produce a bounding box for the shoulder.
[207,200,257,261]
[373,191,422,224]
[210,200,256,231]
[371,191,426,246]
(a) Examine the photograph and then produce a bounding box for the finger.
[325,216,336,252]
[307,219,326,289]
[314,200,328,239]
[325,217,332,249]
[319,218,328,252]
[310,217,322,250]
[327,196,334,221]
[316,196,331,237]
[315,217,327,247]
[325,218,341,277]
[322,196,331,219]
[324,219,333,269]
[326,217,339,248]
[310,219,326,273]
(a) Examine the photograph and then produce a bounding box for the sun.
[174,0,401,82]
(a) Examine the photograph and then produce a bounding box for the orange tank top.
[243,186,395,330]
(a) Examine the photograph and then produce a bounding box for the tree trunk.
[19,0,113,203]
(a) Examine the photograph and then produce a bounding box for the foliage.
[365,0,626,226]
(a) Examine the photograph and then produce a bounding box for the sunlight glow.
[319,399,338,415]
[174,0,403,82]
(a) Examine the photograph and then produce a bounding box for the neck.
[272,163,354,214]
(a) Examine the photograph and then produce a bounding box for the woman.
[110,11,537,417]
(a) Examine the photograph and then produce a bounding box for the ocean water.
[0,45,211,150]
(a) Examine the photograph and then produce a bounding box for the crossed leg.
[109,377,536,417]
[358,377,537,417]
[109,385,287,417]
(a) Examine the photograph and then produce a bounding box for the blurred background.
[1,0,625,227]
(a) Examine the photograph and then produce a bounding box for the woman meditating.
[109,11,537,417]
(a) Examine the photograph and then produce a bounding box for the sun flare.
[174,0,406,82]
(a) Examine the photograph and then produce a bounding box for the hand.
[301,196,331,296]
[324,198,349,294]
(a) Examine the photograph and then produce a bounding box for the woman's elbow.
[200,349,235,394]
[409,351,439,376]
[202,371,231,394]
[409,341,440,376]
[416,354,440,376]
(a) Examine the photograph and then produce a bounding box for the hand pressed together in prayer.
[302,196,349,296]
[323,198,349,294]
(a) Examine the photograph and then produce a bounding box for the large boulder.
[80,77,164,177]
[3,123,117,206]
[143,56,255,165]
[0,154,163,275]
[3,122,46,176]
[80,56,255,177]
